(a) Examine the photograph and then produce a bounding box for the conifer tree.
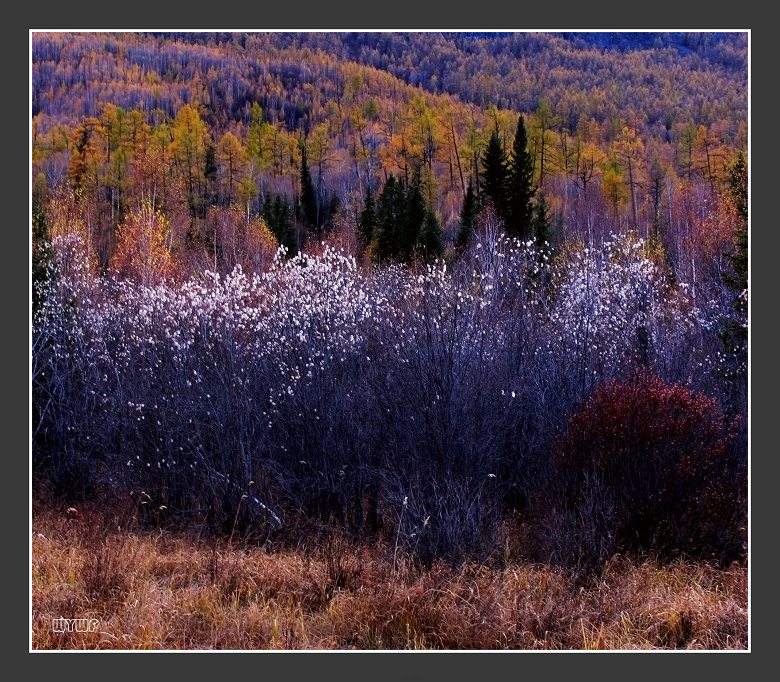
[299,142,319,234]
[532,191,551,251]
[720,151,748,374]
[456,180,478,251]
[32,201,51,315]
[374,176,405,262]
[509,115,535,239]
[417,210,444,264]
[480,128,510,227]
[263,192,297,256]
[358,185,377,250]
[725,151,748,298]
[402,171,426,263]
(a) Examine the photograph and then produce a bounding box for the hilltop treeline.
[33,32,747,289]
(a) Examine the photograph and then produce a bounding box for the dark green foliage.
[720,151,748,379]
[299,143,319,233]
[263,192,297,255]
[358,185,377,250]
[372,173,435,264]
[479,128,510,226]
[416,210,444,264]
[508,115,535,239]
[402,172,426,263]
[456,181,478,251]
[32,203,51,315]
[373,176,406,262]
[325,193,341,229]
[724,151,747,299]
[532,192,551,253]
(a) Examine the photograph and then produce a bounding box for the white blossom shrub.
[33,230,744,563]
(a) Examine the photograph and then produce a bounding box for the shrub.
[32,232,744,566]
[551,371,744,567]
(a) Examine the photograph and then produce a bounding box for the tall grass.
[32,504,747,650]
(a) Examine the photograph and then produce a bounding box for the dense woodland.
[32,32,748,573]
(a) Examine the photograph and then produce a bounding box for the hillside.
[32,32,747,275]
[33,32,747,141]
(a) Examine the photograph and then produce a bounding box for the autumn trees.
[34,96,746,287]
[33,33,747,155]
[33,90,746,288]
[31,32,746,290]
[110,202,173,285]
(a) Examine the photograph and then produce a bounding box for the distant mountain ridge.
[33,31,747,147]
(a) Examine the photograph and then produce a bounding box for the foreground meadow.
[32,503,747,651]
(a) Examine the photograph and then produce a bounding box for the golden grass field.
[32,503,747,650]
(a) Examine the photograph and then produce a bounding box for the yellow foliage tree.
[110,201,173,285]
[612,126,645,229]
[170,104,209,206]
[216,131,247,204]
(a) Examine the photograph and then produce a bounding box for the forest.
[31,32,748,650]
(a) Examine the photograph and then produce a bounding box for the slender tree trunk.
[628,160,638,231]
[448,123,466,195]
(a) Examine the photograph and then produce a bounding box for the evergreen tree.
[720,151,748,375]
[532,192,553,277]
[456,180,478,251]
[358,185,377,250]
[508,115,535,239]
[480,127,510,227]
[724,151,747,298]
[325,193,341,230]
[417,210,444,264]
[32,201,51,315]
[402,170,426,263]
[372,172,428,264]
[299,142,319,233]
[263,192,297,256]
[374,176,405,262]
[532,191,551,251]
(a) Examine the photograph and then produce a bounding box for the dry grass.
[32,504,748,650]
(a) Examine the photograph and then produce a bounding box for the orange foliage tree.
[110,201,174,284]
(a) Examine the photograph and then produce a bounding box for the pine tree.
[32,201,51,315]
[456,180,478,251]
[299,142,319,234]
[480,128,510,227]
[720,151,748,375]
[725,151,747,298]
[263,192,297,256]
[531,192,553,278]
[374,176,405,262]
[325,193,341,230]
[532,191,551,251]
[508,115,535,239]
[416,210,444,264]
[358,185,377,250]
[402,171,426,263]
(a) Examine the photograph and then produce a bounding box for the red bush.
[556,371,742,561]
